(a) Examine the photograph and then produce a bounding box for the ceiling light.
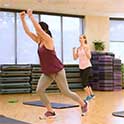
[3,3,10,7]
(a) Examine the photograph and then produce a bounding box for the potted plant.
[93,40,105,51]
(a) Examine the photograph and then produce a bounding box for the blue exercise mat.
[0,115,31,124]
[23,100,79,109]
[112,111,124,117]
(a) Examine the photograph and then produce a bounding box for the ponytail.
[46,30,52,38]
[39,21,52,38]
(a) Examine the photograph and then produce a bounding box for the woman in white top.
[73,34,95,101]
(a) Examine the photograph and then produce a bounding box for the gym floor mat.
[112,111,124,117]
[23,100,79,109]
[0,115,31,124]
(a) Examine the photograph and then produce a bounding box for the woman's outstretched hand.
[27,9,33,18]
[19,11,26,20]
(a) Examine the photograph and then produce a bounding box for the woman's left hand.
[27,9,33,17]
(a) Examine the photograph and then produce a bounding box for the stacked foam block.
[64,64,83,90]
[90,53,100,90]
[0,64,32,94]
[98,54,114,90]
[30,64,41,93]
[91,52,122,91]
[113,59,122,90]
[31,64,83,93]
[31,64,60,93]
[0,52,122,94]
[0,64,83,94]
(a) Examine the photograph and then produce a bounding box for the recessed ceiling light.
[3,3,10,7]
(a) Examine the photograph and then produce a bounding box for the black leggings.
[80,67,92,88]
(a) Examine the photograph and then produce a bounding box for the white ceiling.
[0,0,124,17]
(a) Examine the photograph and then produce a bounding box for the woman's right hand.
[19,11,26,20]
[73,47,77,53]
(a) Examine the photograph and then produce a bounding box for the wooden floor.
[0,90,124,124]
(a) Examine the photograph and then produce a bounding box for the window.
[0,10,84,64]
[40,15,62,60]
[63,17,83,64]
[110,42,124,61]
[110,20,124,63]
[0,12,15,64]
[17,13,39,64]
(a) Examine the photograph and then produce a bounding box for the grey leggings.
[36,69,82,106]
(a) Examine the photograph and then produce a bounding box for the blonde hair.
[81,34,87,44]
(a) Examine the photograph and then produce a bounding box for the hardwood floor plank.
[0,90,124,124]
